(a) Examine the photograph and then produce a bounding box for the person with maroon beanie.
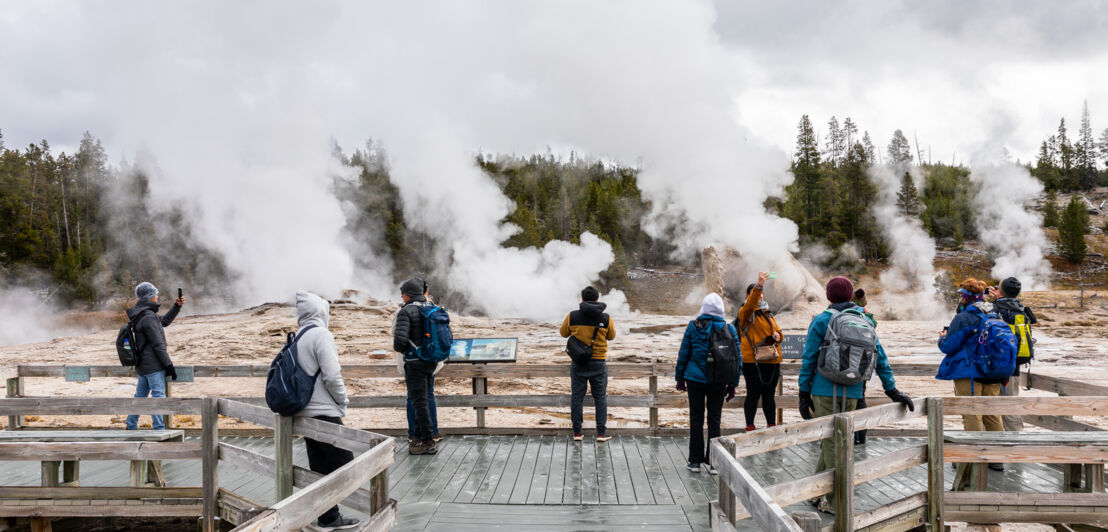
[798,276,911,514]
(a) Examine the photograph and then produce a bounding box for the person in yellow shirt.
[560,286,616,442]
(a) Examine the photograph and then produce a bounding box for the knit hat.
[700,293,725,318]
[135,282,158,302]
[400,277,426,298]
[853,288,867,307]
[825,276,854,304]
[1000,277,1022,298]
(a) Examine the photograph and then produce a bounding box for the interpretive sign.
[449,338,518,363]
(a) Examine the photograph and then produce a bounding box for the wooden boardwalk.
[0,435,1084,531]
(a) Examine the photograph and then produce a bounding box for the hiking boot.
[745,425,757,432]
[432,434,444,443]
[409,440,437,455]
[687,462,700,473]
[704,463,718,475]
[573,433,584,442]
[596,434,612,442]
[988,463,1004,472]
[813,496,835,515]
[316,515,360,530]
[407,436,416,446]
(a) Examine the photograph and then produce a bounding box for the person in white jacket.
[293,291,358,531]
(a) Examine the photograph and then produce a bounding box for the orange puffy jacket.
[733,286,783,364]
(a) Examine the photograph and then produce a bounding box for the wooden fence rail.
[0,397,395,532]
[712,393,1108,532]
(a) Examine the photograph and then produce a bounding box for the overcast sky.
[1,1,1106,165]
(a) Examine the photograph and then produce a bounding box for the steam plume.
[969,161,1052,289]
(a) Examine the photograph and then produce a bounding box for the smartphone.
[768,272,777,279]
[178,288,183,299]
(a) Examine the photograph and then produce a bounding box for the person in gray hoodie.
[293,291,358,531]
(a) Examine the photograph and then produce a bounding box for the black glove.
[885,388,914,411]
[166,365,178,381]
[675,380,687,392]
[798,391,813,420]
[725,385,736,402]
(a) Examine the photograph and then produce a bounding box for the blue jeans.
[126,370,166,430]
[406,374,438,438]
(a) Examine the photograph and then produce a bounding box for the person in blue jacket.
[797,276,913,513]
[675,293,740,475]
[937,279,1006,440]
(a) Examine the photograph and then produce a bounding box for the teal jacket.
[675,315,741,387]
[798,303,896,399]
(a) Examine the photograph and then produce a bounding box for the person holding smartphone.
[733,271,783,432]
[124,282,184,431]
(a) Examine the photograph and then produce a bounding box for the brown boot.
[409,440,438,455]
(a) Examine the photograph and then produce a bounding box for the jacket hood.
[828,301,857,312]
[992,298,1024,313]
[126,300,160,320]
[700,293,725,318]
[296,291,329,329]
[579,301,607,320]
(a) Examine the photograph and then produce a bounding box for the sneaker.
[687,462,700,473]
[988,463,1004,472]
[596,434,612,442]
[409,440,437,455]
[316,515,360,530]
[745,425,757,432]
[573,433,584,442]
[704,463,718,475]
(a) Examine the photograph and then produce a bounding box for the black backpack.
[115,311,149,366]
[265,325,320,416]
[696,320,741,386]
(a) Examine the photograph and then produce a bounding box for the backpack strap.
[128,309,156,358]
[291,324,321,377]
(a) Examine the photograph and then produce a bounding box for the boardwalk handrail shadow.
[709,382,1108,532]
[0,397,396,532]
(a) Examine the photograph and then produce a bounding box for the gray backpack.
[817,308,878,386]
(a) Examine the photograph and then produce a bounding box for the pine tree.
[886,129,913,168]
[1034,140,1059,190]
[895,172,922,217]
[1057,195,1089,264]
[823,116,843,167]
[1056,118,1077,190]
[1098,127,1108,170]
[1078,101,1098,189]
[862,131,877,163]
[1042,189,1060,228]
[784,115,822,237]
[841,117,859,152]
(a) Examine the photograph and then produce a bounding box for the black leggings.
[742,363,781,426]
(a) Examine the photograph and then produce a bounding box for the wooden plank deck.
[0,435,1094,531]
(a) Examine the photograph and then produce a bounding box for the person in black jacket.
[992,277,1038,432]
[393,276,438,455]
[125,282,184,431]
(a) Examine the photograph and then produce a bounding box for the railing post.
[927,397,944,531]
[648,371,658,434]
[474,373,487,430]
[790,511,821,532]
[776,377,784,425]
[718,438,737,524]
[832,413,854,531]
[164,380,174,430]
[370,468,389,515]
[6,376,24,429]
[201,397,219,532]
[274,414,294,501]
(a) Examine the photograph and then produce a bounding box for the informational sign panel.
[64,366,90,382]
[448,338,518,363]
[174,366,195,383]
[779,334,807,360]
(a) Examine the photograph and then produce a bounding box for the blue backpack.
[973,314,1018,380]
[265,325,319,416]
[415,305,453,363]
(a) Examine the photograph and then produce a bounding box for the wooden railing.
[0,397,396,532]
[709,374,1108,532]
[9,363,945,435]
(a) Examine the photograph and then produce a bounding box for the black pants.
[405,359,437,442]
[304,415,354,524]
[570,360,608,434]
[742,363,781,427]
[854,383,868,444]
[686,380,726,464]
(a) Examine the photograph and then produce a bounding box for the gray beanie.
[400,277,427,298]
[135,282,159,301]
